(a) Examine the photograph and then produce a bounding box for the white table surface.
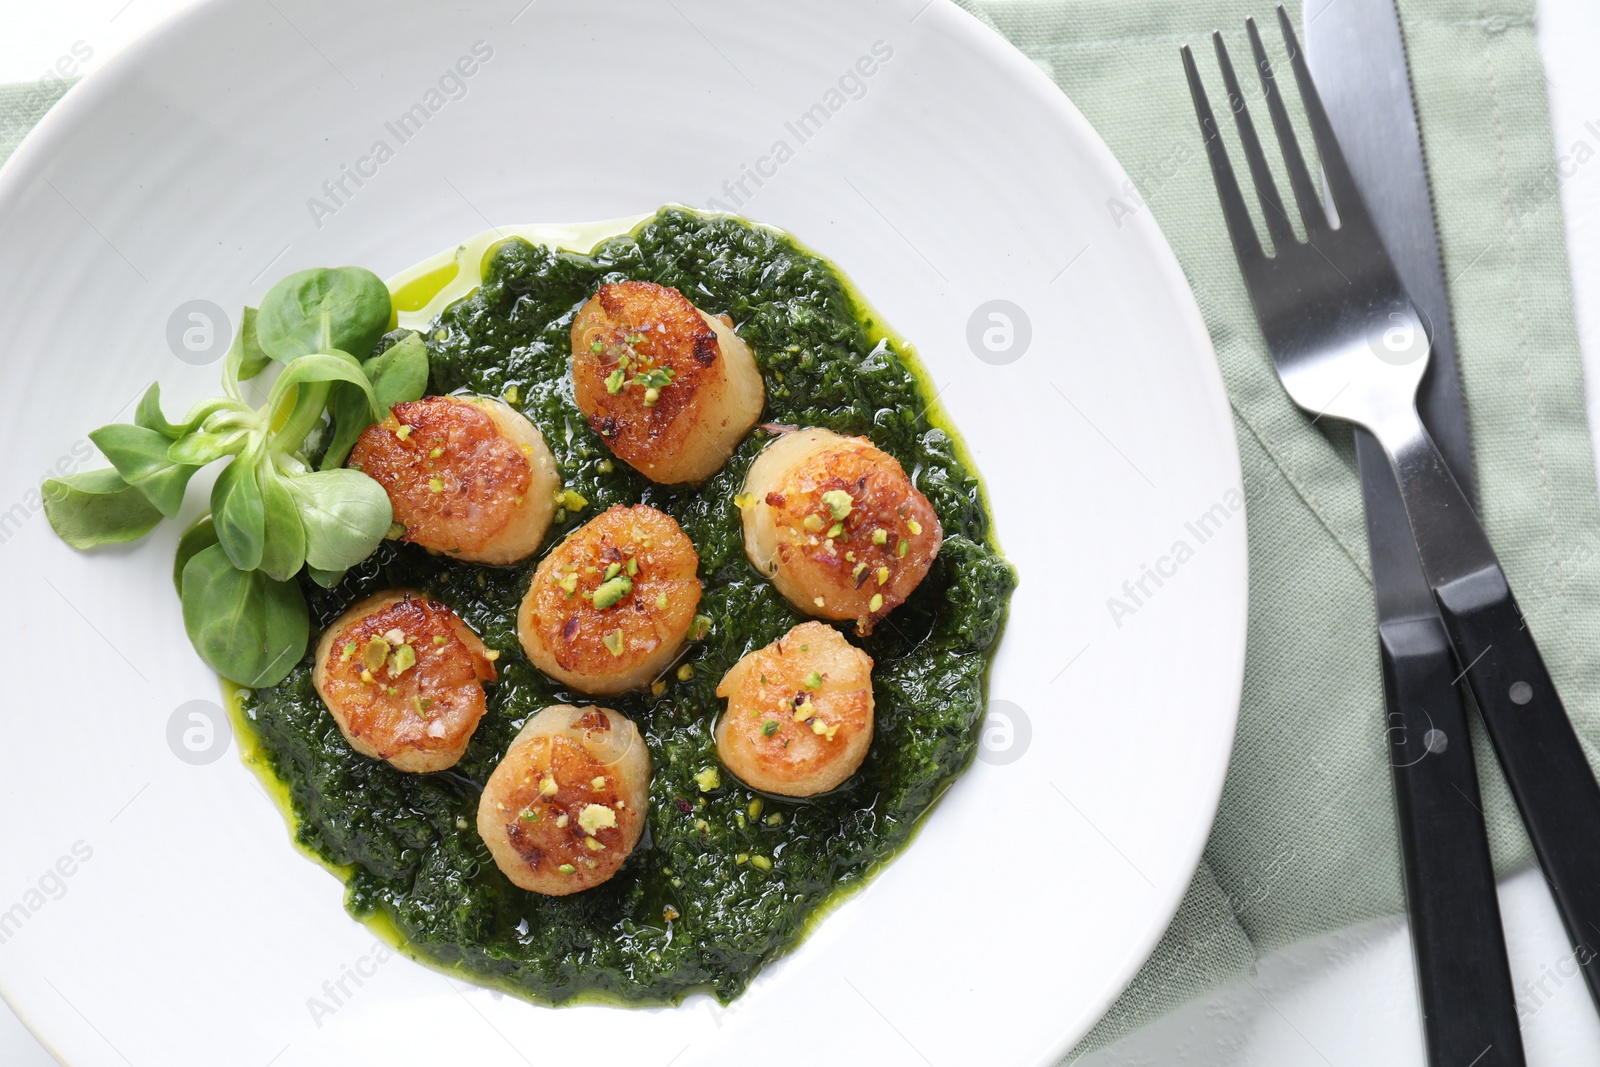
[3,1,1598,1063]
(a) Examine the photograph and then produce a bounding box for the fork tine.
[1180,44,1264,265]
[1212,31,1297,250]
[1244,16,1329,235]
[1275,5,1370,227]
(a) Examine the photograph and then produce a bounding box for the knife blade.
[1305,2,1525,1064]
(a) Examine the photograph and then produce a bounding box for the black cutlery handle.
[1436,563,1600,1012]
[1381,615,1525,1067]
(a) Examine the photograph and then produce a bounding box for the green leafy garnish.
[179,544,310,688]
[40,469,163,549]
[43,266,426,688]
[254,266,391,365]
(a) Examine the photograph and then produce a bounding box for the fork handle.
[1381,615,1525,1066]
[1435,563,1600,1012]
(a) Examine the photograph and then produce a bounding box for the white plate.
[0,2,1245,1064]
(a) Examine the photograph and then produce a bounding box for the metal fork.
[1184,6,1600,1011]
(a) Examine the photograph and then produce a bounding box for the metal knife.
[1305,1,1525,1063]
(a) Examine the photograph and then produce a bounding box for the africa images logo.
[305,40,496,229]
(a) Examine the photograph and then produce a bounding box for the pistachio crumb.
[387,642,417,678]
[676,663,695,682]
[603,629,625,656]
[750,855,773,872]
[362,637,391,673]
[578,803,617,835]
[694,766,722,792]
[592,575,633,610]
[871,528,888,545]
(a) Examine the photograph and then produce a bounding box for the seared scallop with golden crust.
[716,622,874,797]
[740,427,942,634]
[478,704,650,895]
[348,395,560,564]
[313,590,499,773]
[518,504,702,696]
[571,280,764,484]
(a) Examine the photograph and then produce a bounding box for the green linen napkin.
[954,0,1600,1055]
[0,81,71,164]
[5,3,1594,1053]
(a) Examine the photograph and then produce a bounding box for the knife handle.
[1435,563,1600,1014]
[1381,615,1526,1066]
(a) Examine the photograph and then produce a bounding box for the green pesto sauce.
[237,207,1016,1005]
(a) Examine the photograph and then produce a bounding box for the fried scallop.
[478,704,651,895]
[517,504,702,695]
[348,395,560,564]
[571,280,764,484]
[740,427,943,634]
[313,590,499,773]
[715,622,874,797]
